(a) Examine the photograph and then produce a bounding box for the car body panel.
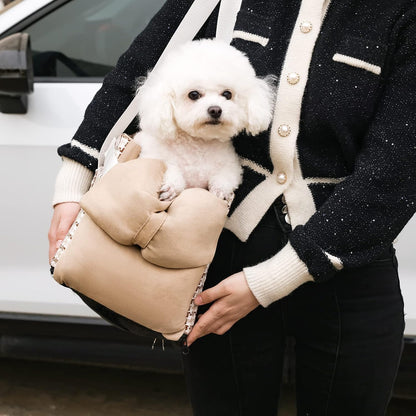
[395,227,416,336]
[0,0,54,32]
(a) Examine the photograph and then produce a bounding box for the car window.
[24,0,165,80]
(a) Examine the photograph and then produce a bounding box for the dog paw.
[209,186,234,203]
[159,184,177,201]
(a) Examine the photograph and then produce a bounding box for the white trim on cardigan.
[71,139,100,160]
[233,30,269,46]
[240,157,272,176]
[324,251,344,270]
[227,0,330,241]
[225,176,285,241]
[282,150,316,227]
[333,53,382,75]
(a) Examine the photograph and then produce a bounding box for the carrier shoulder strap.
[98,0,242,168]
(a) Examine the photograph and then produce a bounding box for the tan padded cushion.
[80,158,228,268]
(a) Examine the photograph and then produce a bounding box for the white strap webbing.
[99,0,241,167]
[216,0,242,43]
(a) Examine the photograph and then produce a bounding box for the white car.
[0,0,184,370]
[0,0,415,368]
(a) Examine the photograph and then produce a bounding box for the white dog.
[134,39,275,201]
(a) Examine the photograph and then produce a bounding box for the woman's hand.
[186,271,260,346]
[48,202,80,264]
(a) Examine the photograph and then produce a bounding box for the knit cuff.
[243,242,314,307]
[52,157,94,206]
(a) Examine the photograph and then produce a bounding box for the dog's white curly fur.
[134,39,275,201]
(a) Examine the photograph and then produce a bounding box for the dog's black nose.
[208,106,222,119]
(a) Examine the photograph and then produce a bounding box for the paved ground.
[0,357,414,415]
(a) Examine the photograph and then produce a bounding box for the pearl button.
[278,124,291,137]
[300,21,313,33]
[287,72,300,85]
[282,205,288,214]
[277,172,287,184]
[285,214,291,224]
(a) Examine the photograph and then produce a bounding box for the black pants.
[182,199,405,416]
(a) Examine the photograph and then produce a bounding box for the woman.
[48,0,416,414]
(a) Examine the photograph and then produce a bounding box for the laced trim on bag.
[114,133,132,159]
[184,264,209,335]
[51,210,85,268]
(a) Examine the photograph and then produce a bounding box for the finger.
[187,311,221,346]
[195,283,228,306]
[187,323,218,347]
[213,322,234,336]
[56,215,76,238]
[56,224,69,241]
[48,210,60,243]
[48,203,80,264]
[48,215,71,262]
[187,300,232,346]
[186,328,199,347]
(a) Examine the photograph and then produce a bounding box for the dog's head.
[136,39,275,142]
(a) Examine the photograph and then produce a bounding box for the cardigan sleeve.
[244,9,416,307]
[57,0,195,172]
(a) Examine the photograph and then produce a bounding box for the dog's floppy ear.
[136,76,176,140]
[245,76,276,136]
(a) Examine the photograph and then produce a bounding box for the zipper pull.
[151,337,166,351]
[181,336,190,355]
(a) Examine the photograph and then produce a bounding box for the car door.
[0,0,164,317]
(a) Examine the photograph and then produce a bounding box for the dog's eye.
[222,90,232,100]
[188,91,201,100]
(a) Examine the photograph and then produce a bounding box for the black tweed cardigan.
[57,0,416,306]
